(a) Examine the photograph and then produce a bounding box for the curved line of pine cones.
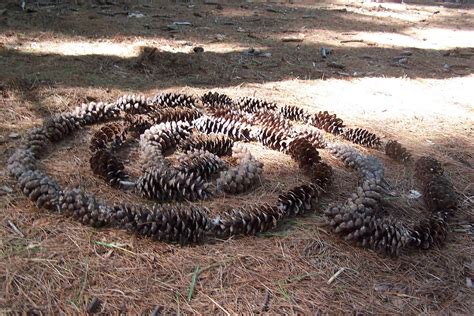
[7,92,457,255]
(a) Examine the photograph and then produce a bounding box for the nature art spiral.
[7,92,458,256]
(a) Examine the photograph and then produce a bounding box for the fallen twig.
[327,267,346,284]
[7,219,25,238]
[340,39,364,44]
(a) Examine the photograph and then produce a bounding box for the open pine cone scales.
[179,134,234,157]
[217,146,263,194]
[60,188,113,228]
[410,214,449,249]
[288,138,321,169]
[90,123,127,152]
[279,105,309,122]
[385,140,412,163]
[256,126,290,152]
[148,107,202,124]
[201,91,233,108]
[342,128,381,148]
[277,184,320,216]
[116,94,151,114]
[236,97,278,113]
[176,149,226,179]
[137,166,212,201]
[89,149,129,187]
[151,92,196,108]
[18,170,62,211]
[310,111,345,135]
[212,204,282,237]
[113,203,210,244]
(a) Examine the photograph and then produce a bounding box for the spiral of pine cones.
[7,91,458,255]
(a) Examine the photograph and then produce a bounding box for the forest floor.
[0,0,473,314]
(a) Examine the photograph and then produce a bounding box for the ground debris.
[86,297,102,314]
[327,61,345,69]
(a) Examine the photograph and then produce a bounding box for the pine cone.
[113,203,210,244]
[255,126,290,152]
[139,146,167,171]
[22,127,50,157]
[324,205,412,255]
[179,134,234,157]
[7,148,38,178]
[90,149,129,188]
[72,102,119,124]
[415,156,444,183]
[423,176,457,212]
[60,188,114,227]
[342,128,381,148]
[410,213,448,249]
[193,116,252,141]
[327,143,384,183]
[288,138,321,169]
[43,114,83,142]
[207,108,252,124]
[385,140,412,163]
[137,166,212,201]
[212,204,282,237]
[201,91,233,108]
[310,111,345,135]
[327,143,365,170]
[251,112,292,130]
[90,123,127,152]
[277,184,320,216]
[175,149,226,179]
[116,94,152,114]
[151,93,196,108]
[149,107,202,124]
[311,162,333,188]
[140,121,193,155]
[216,145,263,194]
[236,97,278,113]
[291,127,327,149]
[279,105,309,122]
[18,170,62,211]
[124,114,153,135]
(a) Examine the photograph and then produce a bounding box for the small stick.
[7,220,25,238]
[204,294,230,316]
[340,39,364,43]
[327,267,345,285]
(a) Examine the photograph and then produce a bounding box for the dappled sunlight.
[255,75,474,121]
[3,38,262,57]
[357,28,474,50]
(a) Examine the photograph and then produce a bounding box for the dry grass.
[1,1,473,314]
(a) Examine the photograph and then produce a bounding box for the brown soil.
[0,1,473,314]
